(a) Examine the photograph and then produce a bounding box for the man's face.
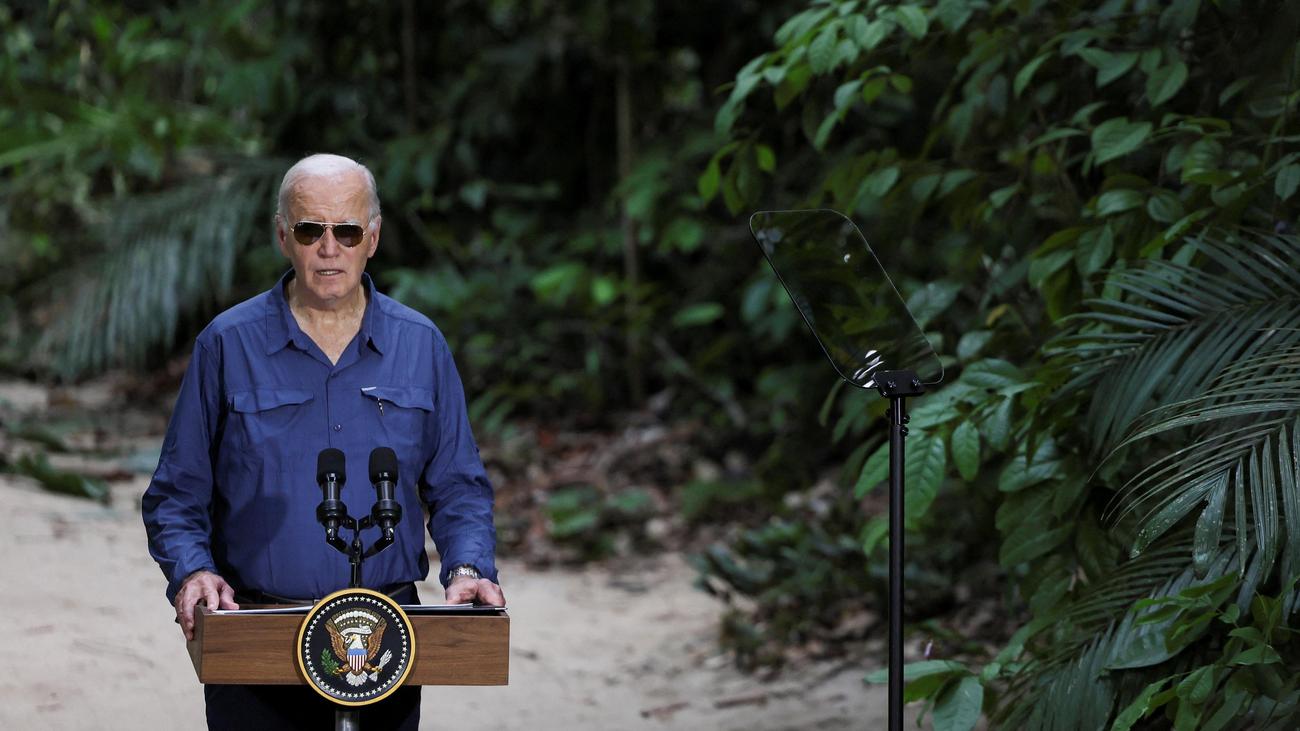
[276,171,380,307]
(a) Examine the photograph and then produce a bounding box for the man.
[142,154,504,730]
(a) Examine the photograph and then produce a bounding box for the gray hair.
[276,154,381,223]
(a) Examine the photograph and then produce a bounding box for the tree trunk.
[401,0,418,131]
[616,59,644,404]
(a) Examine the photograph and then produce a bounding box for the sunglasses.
[291,220,368,248]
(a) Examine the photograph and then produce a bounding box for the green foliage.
[545,484,657,559]
[9,0,1300,723]
[693,504,881,669]
[2,0,802,431]
[678,478,763,524]
[320,647,341,676]
[1,3,289,375]
[701,0,1300,725]
[8,452,109,502]
[866,659,985,731]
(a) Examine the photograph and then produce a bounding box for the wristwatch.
[448,564,481,582]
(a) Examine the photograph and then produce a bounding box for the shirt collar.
[265,271,386,356]
[358,273,386,355]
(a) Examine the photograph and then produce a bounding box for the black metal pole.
[888,394,908,731]
[343,530,364,730]
[350,530,364,588]
[335,710,359,731]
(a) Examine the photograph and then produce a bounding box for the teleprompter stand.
[749,210,942,731]
[877,370,925,731]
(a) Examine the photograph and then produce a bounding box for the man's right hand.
[175,570,240,640]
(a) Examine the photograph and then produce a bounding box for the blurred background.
[3,0,1300,728]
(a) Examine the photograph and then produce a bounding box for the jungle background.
[3,1,1300,729]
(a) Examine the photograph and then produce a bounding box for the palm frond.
[996,538,1240,730]
[1111,358,1300,598]
[1015,631,1116,731]
[1005,230,1300,727]
[1043,231,1300,607]
[1047,230,1300,453]
[33,157,283,377]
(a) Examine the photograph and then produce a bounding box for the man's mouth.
[317,269,344,276]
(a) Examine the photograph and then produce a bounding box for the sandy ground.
[0,473,902,730]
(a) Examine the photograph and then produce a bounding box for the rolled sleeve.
[419,336,498,587]
[141,338,221,603]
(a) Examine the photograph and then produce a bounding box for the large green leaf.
[1110,677,1170,731]
[905,280,962,329]
[1078,48,1138,87]
[952,420,980,481]
[1146,61,1189,107]
[1000,523,1071,566]
[1276,163,1300,201]
[962,358,1029,394]
[933,675,983,731]
[892,5,929,39]
[853,18,893,50]
[906,433,948,528]
[1096,189,1145,216]
[855,441,890,497]
[1014,54,1050,97]
[866,659,967,684]
[1091,118,1153,165]
[808,25,839,74]
[980,398,1013,451]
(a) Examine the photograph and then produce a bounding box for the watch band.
[448,564,481,582]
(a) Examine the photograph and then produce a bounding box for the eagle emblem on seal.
[324,609,394,687]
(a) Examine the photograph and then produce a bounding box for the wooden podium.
[186,606,510,686]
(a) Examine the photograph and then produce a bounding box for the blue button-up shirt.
[142,272,497,603]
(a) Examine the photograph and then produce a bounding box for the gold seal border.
[295,587,417,707]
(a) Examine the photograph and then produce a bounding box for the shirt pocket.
[227,388,316,451]
[360,386,434,455]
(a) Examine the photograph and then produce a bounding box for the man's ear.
[366,216,382,259]
[274,215,290,258]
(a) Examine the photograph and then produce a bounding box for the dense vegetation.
[4,1,1300,728]
[701,0,1300,728]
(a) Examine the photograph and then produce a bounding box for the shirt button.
[333,424,342,432]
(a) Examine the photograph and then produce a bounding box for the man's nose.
[317,229,343,255]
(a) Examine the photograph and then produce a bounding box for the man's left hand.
[445,576,505,606]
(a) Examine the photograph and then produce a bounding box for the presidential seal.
[296,588,416,706]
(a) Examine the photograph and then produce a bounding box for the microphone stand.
[318,505,397,588]
[315,489,399,731]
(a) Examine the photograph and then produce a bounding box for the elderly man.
[142,153,504,730]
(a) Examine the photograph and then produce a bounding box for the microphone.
[316,448,347,538]
[368,447,402,539]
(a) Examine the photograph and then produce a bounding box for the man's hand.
[445,576,505,606]
[175,570,239,640]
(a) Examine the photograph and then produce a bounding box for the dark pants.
[206,584,420,731]
[204,684,420,730]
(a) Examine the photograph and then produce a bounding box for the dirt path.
[0,473,896,730]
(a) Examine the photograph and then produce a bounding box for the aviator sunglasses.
[291,220,368,248]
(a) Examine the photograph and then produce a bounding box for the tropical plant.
[700,0,1300,727]
[1,0,803,428]
[0,3,293,376]
[985,229,1300,728]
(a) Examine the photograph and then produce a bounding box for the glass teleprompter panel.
[749,209,943,389]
